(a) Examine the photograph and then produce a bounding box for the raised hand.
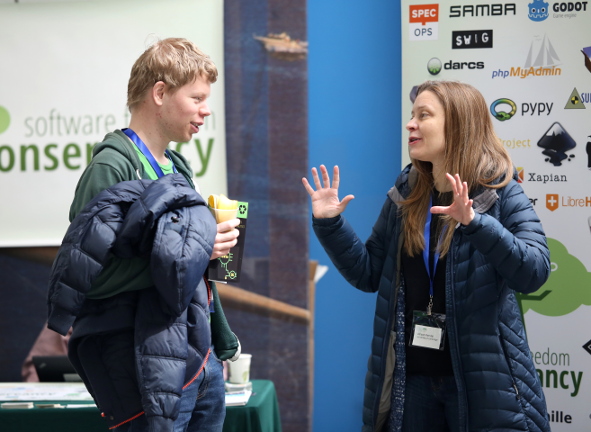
[430,173,475,226]
[302,165,354,218]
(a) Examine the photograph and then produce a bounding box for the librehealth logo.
[492,34,562,79]
[0,106,10,134]
[528,0,550,21]
[409,4,439,41]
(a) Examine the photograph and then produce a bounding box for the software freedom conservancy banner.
[402,1,591,430]
[0,0,226,246]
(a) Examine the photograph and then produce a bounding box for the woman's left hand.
[430,173,475,226]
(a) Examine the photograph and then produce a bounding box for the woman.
[302,80,550,432]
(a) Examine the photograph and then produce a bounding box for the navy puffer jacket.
[313,164,551,432]
[47,173,217,431]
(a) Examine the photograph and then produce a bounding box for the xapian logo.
[529,0,550,21]
[546,193,591,211]
[537,122,577,166]
[517,167,568,184]
[492,34,562,79]
[452,30,493,49]
[426,57,484,75]
[409,4,439,41]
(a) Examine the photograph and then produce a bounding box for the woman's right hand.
[301,165,354,218]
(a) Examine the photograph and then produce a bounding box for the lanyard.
[423,196,439,315]
[122,128,177,178]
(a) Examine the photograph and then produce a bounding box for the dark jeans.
[402,374,460,432]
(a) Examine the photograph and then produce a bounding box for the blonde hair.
[401,80,513,256]
[127,37,218,110]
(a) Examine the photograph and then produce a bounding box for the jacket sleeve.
[312,197,393,293]
[461,180,550,294]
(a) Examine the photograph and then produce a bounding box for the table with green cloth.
[0,380,281,432]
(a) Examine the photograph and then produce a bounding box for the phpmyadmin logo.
[0,106,10,135]
[528,0,549,21]
[537,122,576,166]
[409,4,439,41]
[491,34,562,79]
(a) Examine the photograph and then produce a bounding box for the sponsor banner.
[0,0,226,246]
[402,2,591,430]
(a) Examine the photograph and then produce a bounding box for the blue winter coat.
[313,165,551,432]
[47,173,217,431]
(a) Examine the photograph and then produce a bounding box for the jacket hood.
[93,130,142,172]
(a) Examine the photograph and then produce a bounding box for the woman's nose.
[406,118,416,131]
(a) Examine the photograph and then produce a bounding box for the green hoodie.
[69,130,195,299]
[68,130,239,360]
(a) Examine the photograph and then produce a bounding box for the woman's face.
[406,90,446,166]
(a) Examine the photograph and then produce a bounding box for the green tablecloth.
[223,380,282,432]
[0,380,281,432]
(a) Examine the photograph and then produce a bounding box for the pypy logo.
[528,0,549,21]
[490,98,517,121]
[0,106,10,134]
[537,122,577,166]
[409,4,439,41]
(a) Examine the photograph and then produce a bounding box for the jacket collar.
[387,164,500,213]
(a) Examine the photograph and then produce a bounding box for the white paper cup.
[209,206,238,223]
[228,353,252,384]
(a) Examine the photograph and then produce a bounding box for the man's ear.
[152,81,166,106]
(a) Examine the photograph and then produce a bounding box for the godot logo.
[0,106,10,134]
[528,0,550,21]
[409,4,439,41]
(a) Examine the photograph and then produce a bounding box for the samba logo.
[528,0,549,21]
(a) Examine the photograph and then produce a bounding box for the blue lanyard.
[122,128,177,178]
[423,196,439,315]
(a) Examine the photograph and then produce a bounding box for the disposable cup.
[209,206,238,223]
[228,353,252,384]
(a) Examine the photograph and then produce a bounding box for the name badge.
[410,310,447,350]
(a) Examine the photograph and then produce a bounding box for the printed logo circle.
[427,58,442,76]
[0,106,10,134]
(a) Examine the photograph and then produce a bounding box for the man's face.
[160,75,212,143]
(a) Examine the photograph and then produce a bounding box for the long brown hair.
[401,80,513,256]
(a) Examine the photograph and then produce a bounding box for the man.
[48,38,239,432]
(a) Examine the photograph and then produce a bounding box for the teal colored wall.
[308,2,402,431]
